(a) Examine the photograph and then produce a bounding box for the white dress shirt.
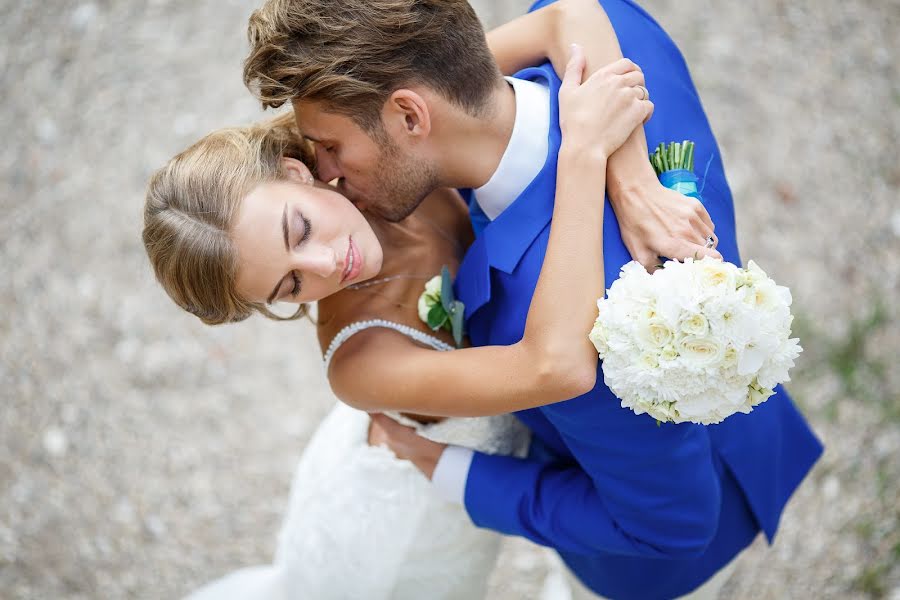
[431,76,551,505]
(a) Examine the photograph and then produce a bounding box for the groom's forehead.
[292,99,363,138]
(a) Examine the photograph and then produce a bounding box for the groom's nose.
[314,147,342,183]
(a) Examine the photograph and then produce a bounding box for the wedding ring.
[636,85,648,101]
[704,235,716,249]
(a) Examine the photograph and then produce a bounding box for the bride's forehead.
[236,184,285,232]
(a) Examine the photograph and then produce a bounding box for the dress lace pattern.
[185,320,530,600]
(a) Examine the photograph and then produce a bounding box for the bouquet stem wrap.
[658,169,701,201]
[651,141,701,201]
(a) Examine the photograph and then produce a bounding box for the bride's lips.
[341,236,362,284]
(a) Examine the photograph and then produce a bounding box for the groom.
[243,1,822,598]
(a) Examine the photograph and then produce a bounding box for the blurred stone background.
[1,0,898,598]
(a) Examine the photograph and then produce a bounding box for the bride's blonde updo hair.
[143,113,315,325]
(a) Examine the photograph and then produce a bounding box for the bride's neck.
[366,213,426,278]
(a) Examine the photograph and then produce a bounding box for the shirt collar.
[473,76,551,220]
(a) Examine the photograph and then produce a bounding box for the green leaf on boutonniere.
[427,303,449,330]
[450,300,465,348]
[440,265,454,313]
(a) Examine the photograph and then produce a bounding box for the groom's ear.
[384,89,432,141]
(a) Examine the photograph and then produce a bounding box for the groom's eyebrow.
[303,129,332,144]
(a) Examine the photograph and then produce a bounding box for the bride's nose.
[297,245,339,278]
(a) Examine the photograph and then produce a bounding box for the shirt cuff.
[431,445,474,505]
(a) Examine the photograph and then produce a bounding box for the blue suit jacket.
[454,1,823,598]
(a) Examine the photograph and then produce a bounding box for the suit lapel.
[456,64,562,320]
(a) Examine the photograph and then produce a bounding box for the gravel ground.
[1,1,898,598]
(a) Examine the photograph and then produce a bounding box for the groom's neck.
[433,78,516,190]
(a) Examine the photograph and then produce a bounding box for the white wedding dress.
[185,320,531,600]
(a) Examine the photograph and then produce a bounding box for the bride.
[144,3,712,599]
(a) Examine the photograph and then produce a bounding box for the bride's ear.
[281,157,315,185]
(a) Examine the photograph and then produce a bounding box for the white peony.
[590,257,802,425]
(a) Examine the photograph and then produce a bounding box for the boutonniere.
[417,266,465,348]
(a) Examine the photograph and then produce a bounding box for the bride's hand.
[558,46,654,161]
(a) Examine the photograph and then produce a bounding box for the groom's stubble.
[364,132,441,223]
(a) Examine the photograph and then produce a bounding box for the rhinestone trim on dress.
[323,319,454,371]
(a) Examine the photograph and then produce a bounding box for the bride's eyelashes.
[298,214,312,246]
[290,271,302,298]
[289,215,312,299]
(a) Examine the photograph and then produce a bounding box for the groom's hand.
[369,414,447,480]
[611,183,722,270]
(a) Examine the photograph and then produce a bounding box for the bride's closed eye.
[290,271,302,298]
[297,214,312,246]
[290,215,312,298]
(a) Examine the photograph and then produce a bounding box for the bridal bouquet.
[588,141,802,425]
[590,258,802,424]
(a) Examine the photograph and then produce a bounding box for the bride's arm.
[329,52,652,417]
[487,0,619,77]
[488,0,721,268]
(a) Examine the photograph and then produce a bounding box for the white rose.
[417,294,433,323]
[418,275,443,324]
[678,335,725,368]
[680,312,709,336]
[638,318,675,349]
[698,258,736,292]
[660,344,679,363]
[423,275,442,298]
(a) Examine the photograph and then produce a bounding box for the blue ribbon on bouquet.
[650,141,711,203]
[658,168,701,201]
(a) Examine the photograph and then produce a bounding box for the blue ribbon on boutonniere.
[651,141,702,201]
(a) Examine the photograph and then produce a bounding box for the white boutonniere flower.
[418,266,465,348]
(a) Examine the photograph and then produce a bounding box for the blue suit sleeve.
[464,396,722,558]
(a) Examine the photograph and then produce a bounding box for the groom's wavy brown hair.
[243,0,501,135]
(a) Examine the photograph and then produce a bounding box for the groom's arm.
[488,0,721,269]
[377,407,722,558]
[461,407,722,557]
